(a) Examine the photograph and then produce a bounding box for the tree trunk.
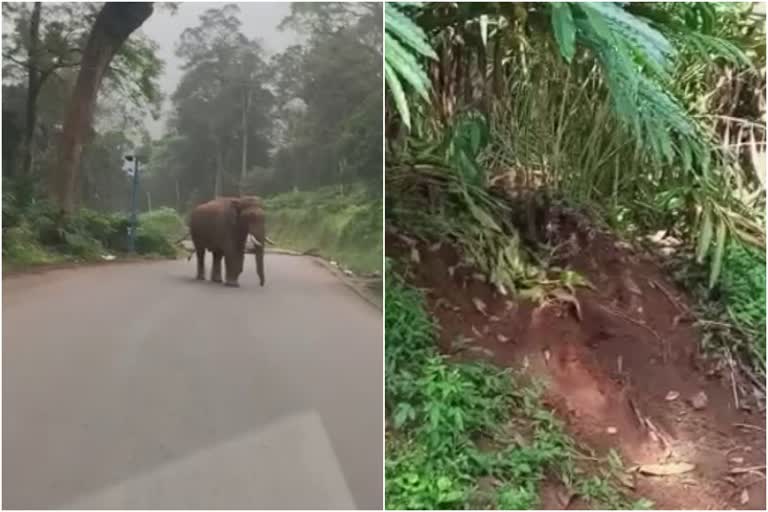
[50,2,154,213]
[239,87,249,195]
[214,137,223,198]
[175,178,181,211]
[20,2,42,178]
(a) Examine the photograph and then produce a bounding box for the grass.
[2,203,185,269]
[672,240,766,378]
[265,185,382,274]
[385,262,649,510]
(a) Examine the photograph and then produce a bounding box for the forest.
[385,2,765,510]
[2,2,382,273]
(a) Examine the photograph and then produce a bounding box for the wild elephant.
[189,196,265,287]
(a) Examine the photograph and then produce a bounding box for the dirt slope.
[389,227,765,510]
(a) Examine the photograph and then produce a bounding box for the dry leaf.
[497,334,510,343]
[638,462,695,476]
[665,391,680,401]
[410,247,420,263]
[729,457,744,465]
[740,488,749,505]
[472,297,488,315]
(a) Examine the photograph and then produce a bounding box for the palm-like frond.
[384,2,436,130]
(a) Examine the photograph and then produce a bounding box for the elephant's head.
[233,196,266,286]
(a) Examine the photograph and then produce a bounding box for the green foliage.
[135,207,186,257]
[384,2,436,129]
[2,197,184,267]
[266,185,382,274]
[720,241,766,368]
[385,269,641,510]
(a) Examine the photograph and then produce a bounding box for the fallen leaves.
[637,462,695,476]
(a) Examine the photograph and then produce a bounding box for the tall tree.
[51,2,154,213]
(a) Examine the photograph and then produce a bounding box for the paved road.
[3,255,382,509]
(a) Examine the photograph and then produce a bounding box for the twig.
[727,349,741,410]
[649,278,689,315]
[737,361,767,394]
[598,304,668,360]
[729,465,766,476]
[644,416,672,458]
[733,423,766,432]
[628,396,646,428]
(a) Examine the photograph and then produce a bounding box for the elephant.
[188,196,266,287]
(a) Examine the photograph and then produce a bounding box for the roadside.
[3,205,185,273]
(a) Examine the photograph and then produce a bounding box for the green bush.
[720,241,766,367]
[2,201,185,266]
[266,185,382,273]
[135,208,186,257]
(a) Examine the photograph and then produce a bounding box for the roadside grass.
[266,185,382,274]
[385,262,649,510]
[2,203,185,270]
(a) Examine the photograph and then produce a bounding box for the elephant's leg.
[224,252,241,287]
[211,252,223,283]
[195,249,205,280]
[255,246,265,287]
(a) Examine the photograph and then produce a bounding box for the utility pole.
[123,154,140,253]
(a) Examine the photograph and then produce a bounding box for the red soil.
[388,227,766,510]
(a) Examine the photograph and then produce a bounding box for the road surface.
[3,255,383,509]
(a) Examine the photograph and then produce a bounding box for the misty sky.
[140,2,301,138]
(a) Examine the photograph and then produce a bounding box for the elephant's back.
[189,199,230,250]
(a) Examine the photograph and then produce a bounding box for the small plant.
[385,268,640,510]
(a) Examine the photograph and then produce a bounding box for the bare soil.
[388,222,766,510]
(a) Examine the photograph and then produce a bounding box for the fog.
[140,2,302,138]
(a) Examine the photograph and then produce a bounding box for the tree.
[170,4,274,199]
[51,2,154,213]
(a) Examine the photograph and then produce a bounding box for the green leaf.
[695,205,713,263]
[385,32,432,101]
[385,3,437,59]
[385,61,412,130]
[551,3,576,62]
[708,218,727,290]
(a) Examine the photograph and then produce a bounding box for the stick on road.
[3,255,383,509]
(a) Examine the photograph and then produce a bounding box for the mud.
[388,228,766,510]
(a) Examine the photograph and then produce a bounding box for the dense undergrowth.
[385,264,649,510]
[3,188,184,269]
[266,185,382,274]
[673,240,767,377]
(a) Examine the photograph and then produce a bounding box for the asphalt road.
[2,255,383,509]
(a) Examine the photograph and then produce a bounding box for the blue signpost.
[124,155,140,253]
